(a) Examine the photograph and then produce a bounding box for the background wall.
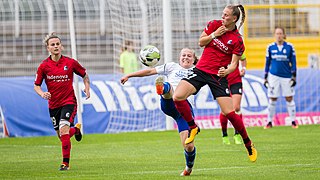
[1,0,319,77]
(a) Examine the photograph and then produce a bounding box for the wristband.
[242,67,246,70]
[211,33,216,39]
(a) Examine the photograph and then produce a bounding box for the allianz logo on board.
[195,74,268,114]
[77,74,268,113]
[240,74,268,114]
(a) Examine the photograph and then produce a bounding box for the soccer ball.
[139,45,160,67]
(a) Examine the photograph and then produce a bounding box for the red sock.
[219,113,228,135]
[174,100,197,129]
[69,127,76,138]
[234,112,243,134]
[226,111,251,147]
[60,134,71,165]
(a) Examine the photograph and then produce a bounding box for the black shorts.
[182,67,230,99]
[229,82,243,95]
[49,104,77,130]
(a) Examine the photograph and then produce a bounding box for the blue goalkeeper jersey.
[264,41,297,78]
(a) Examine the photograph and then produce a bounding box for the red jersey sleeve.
[232,36,245,56]
[72,59,86,77]
[34,63,45,86]
[204,20,221,35]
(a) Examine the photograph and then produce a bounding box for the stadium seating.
[0,0,319,76]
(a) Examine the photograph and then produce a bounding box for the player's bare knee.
[285,96,293,102]
[173,94,184,101]
[234,106,241,112]
[270,97,277,101]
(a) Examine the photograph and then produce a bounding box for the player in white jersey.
[154,60,195,107]
[264,26,298,129]
[120,48,198,176]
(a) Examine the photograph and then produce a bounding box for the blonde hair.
[180,48,198,65]
[43,32,61,46]
[226,4,245,29]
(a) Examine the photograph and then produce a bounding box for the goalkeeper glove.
[290,78,296,87]
[264,79,269,89]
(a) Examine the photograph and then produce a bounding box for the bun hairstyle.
[43,32,61,46]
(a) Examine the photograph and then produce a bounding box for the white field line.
[41,163,319,179]
[115,163,317,175]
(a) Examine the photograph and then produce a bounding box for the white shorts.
[267,73,295,98]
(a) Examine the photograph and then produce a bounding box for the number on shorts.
[51,117,57,127]
[186,73,197,80]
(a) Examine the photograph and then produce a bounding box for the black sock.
[222,131,228,137]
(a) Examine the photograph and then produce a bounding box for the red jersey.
[196,20,245,74]
[227,64,242,85]
[34,55,86,109]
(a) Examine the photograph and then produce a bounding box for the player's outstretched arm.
[120,68,157,85]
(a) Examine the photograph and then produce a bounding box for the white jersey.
[155,62,195,106]
[155,62,194,90]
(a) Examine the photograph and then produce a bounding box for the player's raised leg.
[173,80,200,145]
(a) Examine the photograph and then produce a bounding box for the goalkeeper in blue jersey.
[120,48,198,176]
[264,26,298,129]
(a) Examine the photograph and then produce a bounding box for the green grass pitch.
[0,125,319,179]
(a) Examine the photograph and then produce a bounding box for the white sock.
[267,100,276,123]
[286,100,296,122]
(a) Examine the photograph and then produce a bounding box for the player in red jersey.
[34,33,90,170]
[173,4,257,162]
[220,54,247,145]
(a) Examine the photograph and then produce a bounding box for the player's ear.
[61,45,64,50]
[233,15,237,23]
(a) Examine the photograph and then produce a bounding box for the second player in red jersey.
[34,33,90,171]
[220,54,247,145]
